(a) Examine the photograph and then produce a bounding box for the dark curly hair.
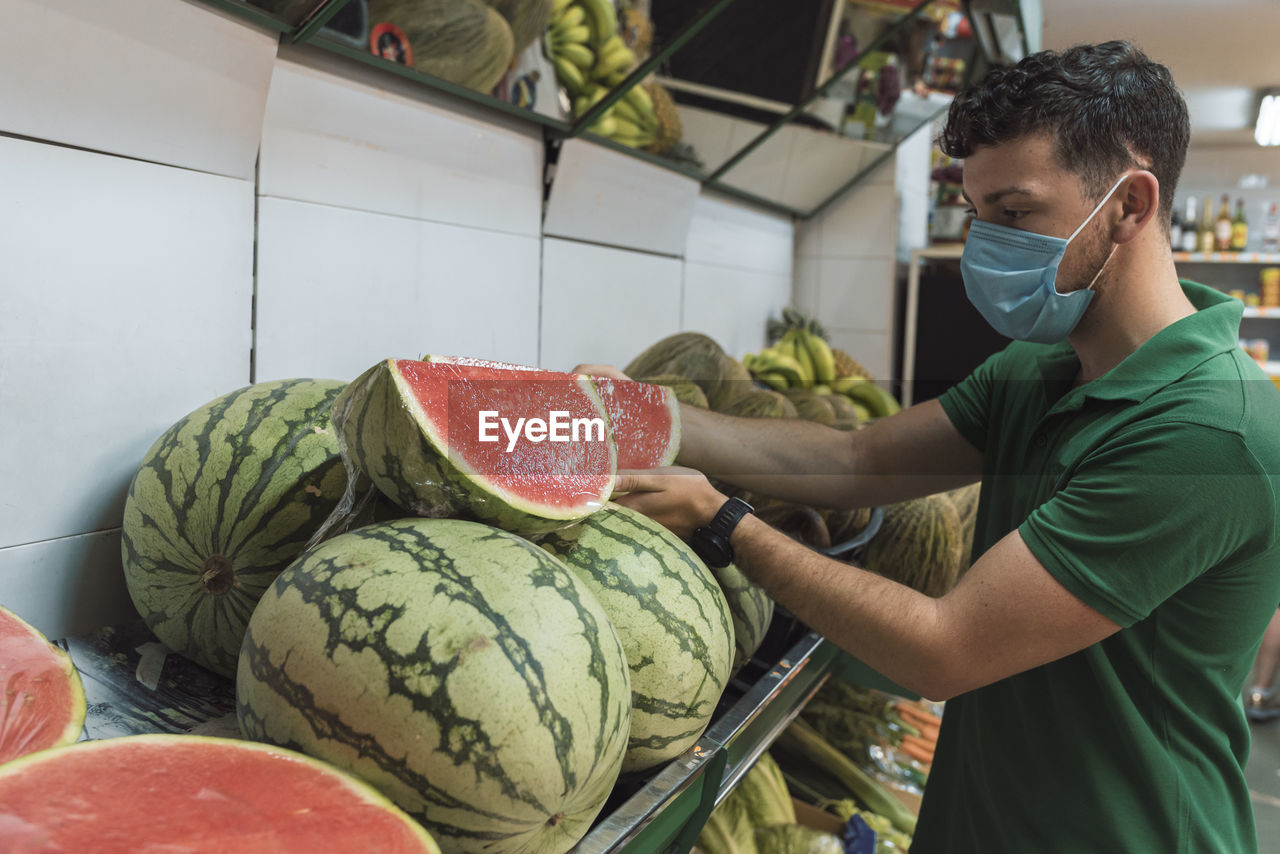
[940,41,1189,223]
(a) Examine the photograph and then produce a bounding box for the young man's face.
[962,132,1120,296]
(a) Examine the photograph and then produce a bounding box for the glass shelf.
[190,0,1030,218]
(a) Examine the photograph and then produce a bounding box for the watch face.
[691,528,732,569]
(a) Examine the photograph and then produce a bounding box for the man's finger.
[613,471,659,495]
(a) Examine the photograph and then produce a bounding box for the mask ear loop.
[1067,173,1130,244]
[1068,173,1128,293]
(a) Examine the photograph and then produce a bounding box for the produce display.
[746,309,900,427]
[0,604,85,765]
[366,0,517,93]
[0,734,442,853]
[33,293,962,850]
[121,378,350,677]
[238,517,632,854]
[544,0,682,152]
[539,503,733,774]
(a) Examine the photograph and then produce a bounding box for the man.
[582,42,1280,851]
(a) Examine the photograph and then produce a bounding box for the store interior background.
[4,1,1280,838]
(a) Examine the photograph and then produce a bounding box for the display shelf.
[183,0,1034,219]
[1172,252,1280,264]
[55,619,897,854]
[1242,307,1280,319]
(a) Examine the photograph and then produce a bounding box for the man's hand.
[613,468,728,540]
[573,363,630,380]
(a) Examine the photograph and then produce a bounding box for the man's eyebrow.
[960,186,1036,204]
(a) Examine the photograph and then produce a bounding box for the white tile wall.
[259,55,545,237]
[540,239,684,371]
[816,257,895,330]
[0,532,135,640]
[254,197,541,382]
[791,151,899,385]
[0,0,278,180]
[685,191,794,274]
[0,136,254,552]
[682,264,791,358]
[543,139,701,257]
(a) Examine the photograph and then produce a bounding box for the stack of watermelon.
[113,352,777,854]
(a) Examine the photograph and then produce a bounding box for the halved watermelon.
[0,734,440,852]
[591,376,681,470]
[0,604,85,765]
[332,358,617,534]
[436,356,682,471]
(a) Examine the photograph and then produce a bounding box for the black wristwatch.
[690,497,754,569]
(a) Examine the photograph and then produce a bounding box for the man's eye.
[963,206,977,216]
[1004,210,1028,221]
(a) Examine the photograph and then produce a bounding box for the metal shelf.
[1173,252,1280,264]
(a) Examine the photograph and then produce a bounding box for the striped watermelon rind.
[121,378,350,678]
[0,605,86,765]
[537,503,734,774]
[712,563,775,675]
[236,517,631,854]
[331,359,616,535]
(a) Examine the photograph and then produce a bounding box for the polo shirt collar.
[1062,280,1242,406]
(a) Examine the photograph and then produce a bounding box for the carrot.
[899,739,934,766]
[896,701,943,730]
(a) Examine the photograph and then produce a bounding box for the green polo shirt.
[912,281,1280,853]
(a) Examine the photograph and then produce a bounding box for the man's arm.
[575,365,983,509]
[615,472,1121,701]
[678,398,983,509]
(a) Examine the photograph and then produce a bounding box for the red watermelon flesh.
[0,735,441,853]
[591,376,681,470]
[430,355,681,471]
[0,605,85,765]
[402,357,616,514]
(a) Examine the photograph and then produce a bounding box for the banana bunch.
[744,327,901,421]
[546,0,663,148]
[545,0,627,94]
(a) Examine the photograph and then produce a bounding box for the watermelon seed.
[199,555,236,595]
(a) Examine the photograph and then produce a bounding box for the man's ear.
[1112,171,1160,244]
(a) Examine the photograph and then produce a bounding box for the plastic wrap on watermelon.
[315,355,627,541]
[0,605,86,765]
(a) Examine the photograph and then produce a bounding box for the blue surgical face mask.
[960,175,1126,344]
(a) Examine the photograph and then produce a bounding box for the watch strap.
[707,496,754,540]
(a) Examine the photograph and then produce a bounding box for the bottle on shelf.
[1263,203,1280,253]
[1198,195,1216,253]
[1215,194,1233,252]
[1180,197,1199,253]
[1169,202,1183,249]
[1231,198,1249,252]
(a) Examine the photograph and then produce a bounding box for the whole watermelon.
[538,504,734,774]
[237,518,631,854]
[712,562,774,676]
[121,378,349,677]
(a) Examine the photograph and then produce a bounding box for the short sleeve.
[1019,421,1276,627]
[936,350,1002,452]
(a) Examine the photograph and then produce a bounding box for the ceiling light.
[1256,93,1280,146]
